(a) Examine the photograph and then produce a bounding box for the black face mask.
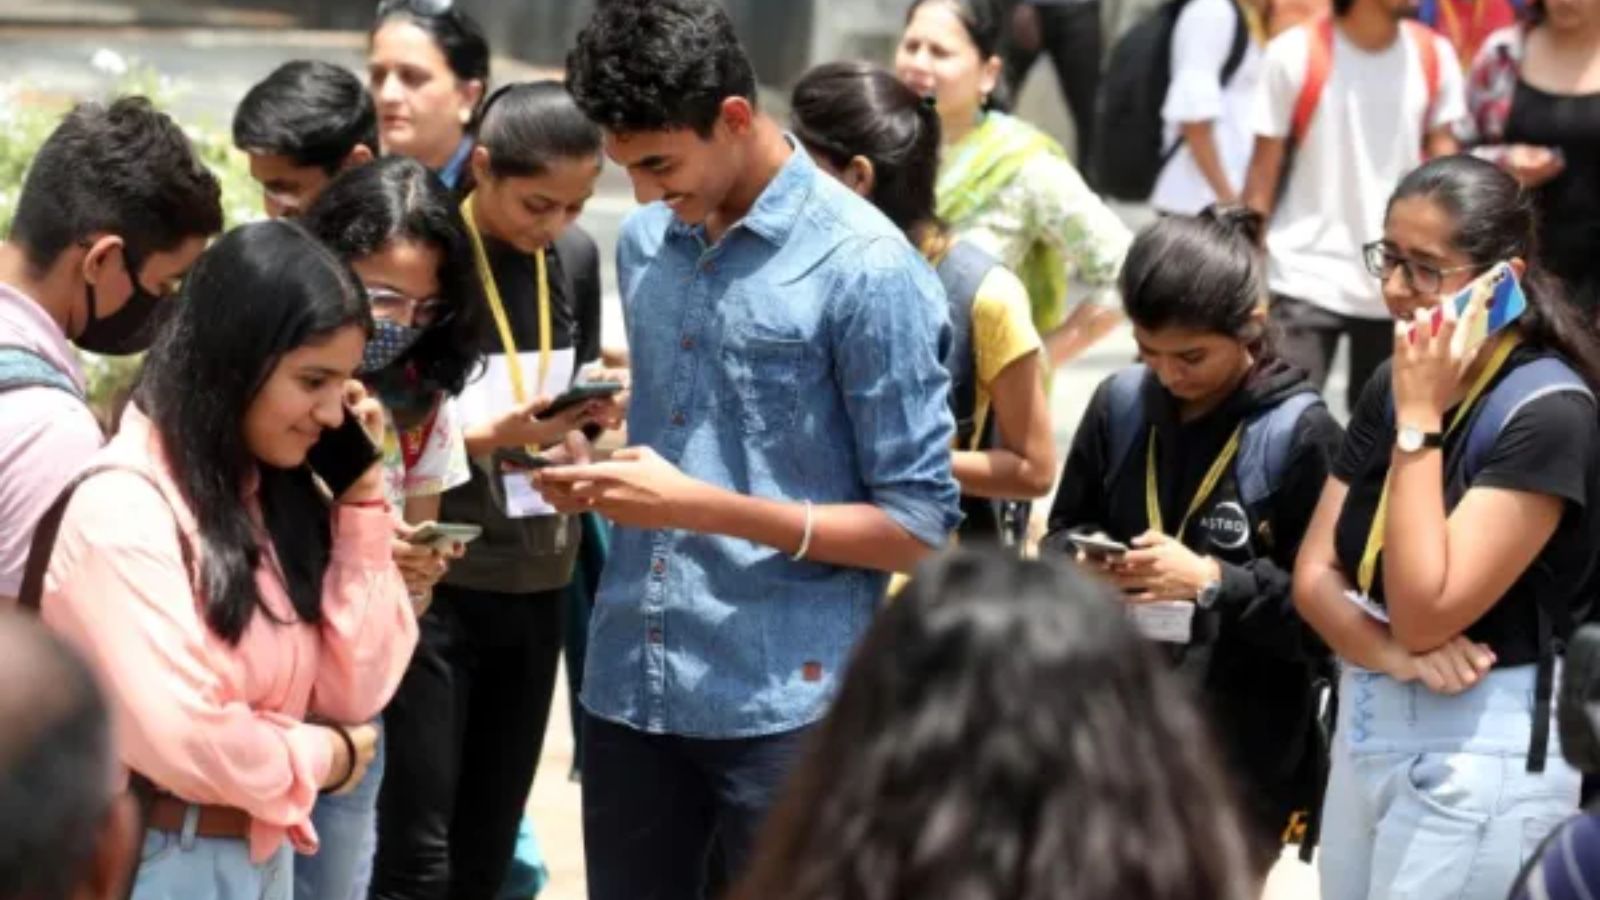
[76,245,171,356]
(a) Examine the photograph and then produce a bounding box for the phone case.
[1450,263,1528,350]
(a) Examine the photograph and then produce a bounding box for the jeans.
[134,823,292,900]
[1319,664,1581,900]
[581,712,812,900]
[371,585,565,900]
[296,721,385,900]
[1270,294,1393,414]
[1002,0,1104,177]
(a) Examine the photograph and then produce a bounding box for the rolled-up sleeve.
[829,238,962,547]
[40,474,333,833]
[308,504,417,724]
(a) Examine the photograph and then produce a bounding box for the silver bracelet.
[792,500,815,561]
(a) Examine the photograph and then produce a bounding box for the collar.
[437,137,476,190]
[667,134,814,246]
[0,281,88,390]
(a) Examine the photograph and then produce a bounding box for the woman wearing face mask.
[896,0,1133,369]
[1295,155,1600,900]
[295,155,485,900]
[368,80,610,900]
[791,61,1056,545]
[1458,0,1600,316]
[1041,206,1342,877]
[30,220,417,899]
[368,0,489,190]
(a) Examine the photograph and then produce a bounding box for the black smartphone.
[496,447,555,471]
[306,410,382,498]
[535,381,624,420]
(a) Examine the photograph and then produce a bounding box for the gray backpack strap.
[936,242,1000,449]
[1463,358,1592,481]
[1102,365,1150,491]
[0,346,81,400]
[1236,391,1322,507]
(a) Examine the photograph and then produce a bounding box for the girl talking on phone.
[1294,155,1600,900]
[1042,206,1342,877]
[31,220,417,899]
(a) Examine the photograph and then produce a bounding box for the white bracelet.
[792,500,815,561]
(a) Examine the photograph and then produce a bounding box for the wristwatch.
[1197,577,1223,609]
[1397,424,1444,454]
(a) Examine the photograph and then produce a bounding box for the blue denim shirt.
[581,143,961,739]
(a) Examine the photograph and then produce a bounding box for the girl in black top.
[1043,207,1342,873]
[1294,155,1600,900]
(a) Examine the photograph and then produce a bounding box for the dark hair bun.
[1199,204,1266,250]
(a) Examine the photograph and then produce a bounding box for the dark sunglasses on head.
[376,0,453,17]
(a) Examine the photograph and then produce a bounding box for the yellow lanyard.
[461,193,553,404]
[1146,423,1245,542]
[1236,0,1268,46]
[1356,333,1521,595]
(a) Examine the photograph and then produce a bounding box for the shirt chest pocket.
[720,335,807,437]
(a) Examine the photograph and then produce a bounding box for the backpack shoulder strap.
[0,346,81,400]
[1103,366,1151,490]
[1462,357,1592,482]
[1405,21,1443,125]
[1237,391,1323,507]
[1291,16,1338,146]
[17,463,193,614]
[1221,0,1252,87]
[936,242,1001,450]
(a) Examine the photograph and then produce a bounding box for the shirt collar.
[436,137,476,190]
[667,134,815,246]
[0,281,88,390]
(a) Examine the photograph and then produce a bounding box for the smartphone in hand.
[1448,262,1528,353]
[535,381,624,421]
[407,522,484,551]
[1067,532,1129,562]
[307,409,382,498]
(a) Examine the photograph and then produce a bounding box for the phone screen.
[306,411,381,499]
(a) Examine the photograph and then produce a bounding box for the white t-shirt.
[1252,23,1465,319]
[1151,0,1264,215]
[378,396,471,513]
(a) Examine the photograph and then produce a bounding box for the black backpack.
[1093,0,1251,202]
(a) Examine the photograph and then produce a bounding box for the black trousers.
[581,712,812,900]
[1270,294,1393,414]
[1002,0,1104,180]
[370,584,565,900]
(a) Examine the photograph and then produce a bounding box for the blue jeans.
[296,721,386,900]
[1319,664,1581,900]
[581,711,811,900]
[134,817,292,900]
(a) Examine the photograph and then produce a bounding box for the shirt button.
[647,628,664,644]
[652,558,667,576]
[702,261,715,274]
[680,336,694,350]
[672,411,687,427]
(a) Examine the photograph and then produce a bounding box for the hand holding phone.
[308,404,383,500]
[535,381,625,421]
[1067,532,1129,562]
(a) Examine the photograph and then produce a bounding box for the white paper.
[456,349,576,431]
[502,472,556,519]
[1129,602,1196,644]
[1342,589,1391,623]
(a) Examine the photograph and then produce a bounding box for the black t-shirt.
[478,228,602,366]
[1506,81,1600,309]
[1331,350,1600,664]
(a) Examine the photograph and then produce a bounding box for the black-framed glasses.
[1361,241,1482,296]
[376,0,453,17]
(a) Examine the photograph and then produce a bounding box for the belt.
[145,795,253,840]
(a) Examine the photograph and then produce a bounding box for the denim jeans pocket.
[1403,753,1495,827]
[138,829,180,868]
[722,336,804,437]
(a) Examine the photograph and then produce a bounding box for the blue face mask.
[360,319,425,375]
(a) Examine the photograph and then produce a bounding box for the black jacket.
[1043,360,1343,837]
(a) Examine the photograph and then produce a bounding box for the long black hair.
[477,80,604,178]
[1390,155,1600,388]
[137,221,372,645]
[904,0,1010,112]
[1121,206,1274,355]
[792,61,945,252]
[371,1,491,121]
[731,551,1260,900]
[303,156,485,396]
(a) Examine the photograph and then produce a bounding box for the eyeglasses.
[1362,241,1482,296]
[376,0,453,17]
[367,286,450,327]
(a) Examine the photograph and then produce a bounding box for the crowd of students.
[2,0,1600,899]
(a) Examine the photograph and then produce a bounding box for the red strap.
[398,404,441,475]
[1291,16,1337,146]
[1405,20,1443,150]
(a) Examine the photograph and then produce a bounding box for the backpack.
[1289,16,1444,150]
[0,346,82,400]
[935,242,1031,548]
[1094,0,1252,202]
[1100,365,1322,510]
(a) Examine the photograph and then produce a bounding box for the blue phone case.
[1451,263,1528,342]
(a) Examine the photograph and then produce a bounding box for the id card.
[1129,602,1196,644]
[502,473,555,519]
[1342,589,1391,624]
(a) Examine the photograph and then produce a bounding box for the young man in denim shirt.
[542,1,962,895]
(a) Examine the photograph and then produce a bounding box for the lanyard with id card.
[461,193,566,519]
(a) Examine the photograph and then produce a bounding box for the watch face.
[1398,426,1422,453]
